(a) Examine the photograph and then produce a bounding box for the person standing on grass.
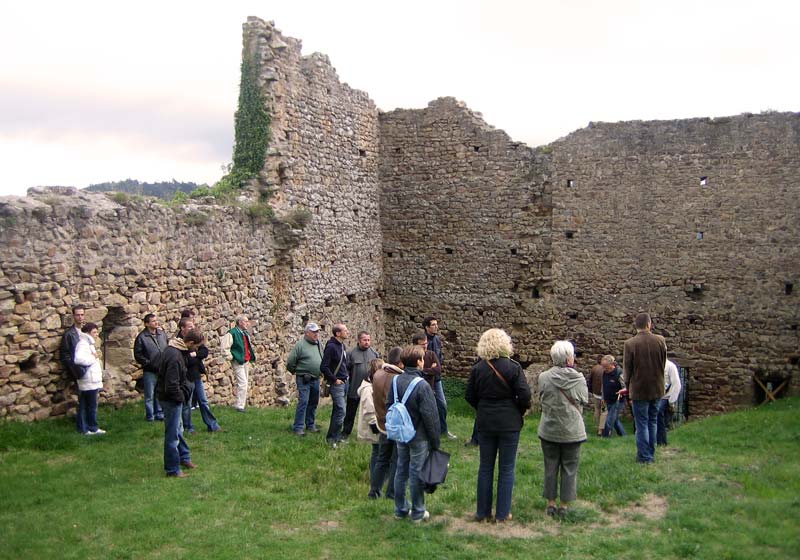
[371,346,404,500]
[538,340,588,519]
[600,355,626,437]
[60,304,87,431]
[423,316,457,440]
[73,323,106,435]
[342,331,379,441]
[220,315,256,413]
[287,322,324,436]
[389,345,440,523]
[623,312,667,463]
[158,329,204,478]
[321,323,350,447]
[657,359,682,446]
[586,356,605,436]
[133,313,167,422]
[466,328,531,523]
[178,316,221,434]
[357,358,385,498]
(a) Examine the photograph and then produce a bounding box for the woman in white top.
[73,322,105,435]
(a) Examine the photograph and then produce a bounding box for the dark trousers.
[477,431,520,520]
[656,398,672,445]
[342,396,360,437]
[541,439,582,502]
[371,435,397,498]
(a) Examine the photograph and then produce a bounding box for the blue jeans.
[394,438,429,520]
[477,431,520,520]
[371,435,397,498]
[603,399,627,437]
[656,398,671,445]
[162,400,191,475]
[182,378,221,432]
[434,379,448,434]
[142,371,163,421]
[632,399,659,463]
[76,389,99,433]
[181,383,196,432]
[326,381,348,443]
[293,376,320,433]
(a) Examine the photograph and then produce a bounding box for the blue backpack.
[386,376,423,443]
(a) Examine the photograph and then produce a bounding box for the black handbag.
[419,449,450,493]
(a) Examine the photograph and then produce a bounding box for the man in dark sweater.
[157,329,204,478]
[623,313,667,463]
[321,323,350,447]
[387,345,440,522]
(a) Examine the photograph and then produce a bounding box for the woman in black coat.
[465,328,532,522]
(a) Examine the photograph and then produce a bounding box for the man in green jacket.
[220,315,256,412]
[287,322,323,436]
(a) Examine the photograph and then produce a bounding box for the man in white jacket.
[656,359,682,446]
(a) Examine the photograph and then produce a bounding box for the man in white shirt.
[656,359,682,446]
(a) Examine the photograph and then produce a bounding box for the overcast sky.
[0,0,797,197]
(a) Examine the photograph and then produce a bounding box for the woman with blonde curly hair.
[465,328,532,522]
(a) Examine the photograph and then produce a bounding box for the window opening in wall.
[689,283,704,300]
[785,282,793,295]
[700,176,708,186]
[346,294,356,303]
[565,231,575,239]
[19,354,37,372]
[359,149,367,157]
[567,311,578,319]
[510,248,517,255]
[696,231,704,240]
[473,146,480,152]
[326,87,331,95]
[386,252,393,258]
[445,247,453,254]
[790,356,799,364]
[532,287,541,299]
[789,324,798,331]
[301,314,309,323]
[567,179,575,188]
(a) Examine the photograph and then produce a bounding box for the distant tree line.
[85,179,204,200]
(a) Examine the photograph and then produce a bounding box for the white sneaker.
[413,511,430,523]
[446,432,458,440]
[91,428,107,435]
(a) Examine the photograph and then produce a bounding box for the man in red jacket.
[623,313,667,464]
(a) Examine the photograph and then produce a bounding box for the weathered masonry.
[0,17,797,421]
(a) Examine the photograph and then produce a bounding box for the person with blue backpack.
[386,345,440,522]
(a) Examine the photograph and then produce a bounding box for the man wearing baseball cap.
[287,322,324,436]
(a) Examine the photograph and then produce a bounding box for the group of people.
[60,305,256,477]
[60,303,678,520]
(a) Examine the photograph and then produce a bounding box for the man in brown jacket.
[623,312,667,463]
[586,357,605,435]
[370,346,403,499]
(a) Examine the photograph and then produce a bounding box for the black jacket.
[386,368,441,449]
[321,337,349,384]
[60,327,82,379]
[602,366,626,404]
[466,357,532,432]
[156,340,192,404]
[133,328,168,374]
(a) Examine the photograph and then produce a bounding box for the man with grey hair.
[220,315,256,412]
[287,322,324,436]
[623,312,667,463]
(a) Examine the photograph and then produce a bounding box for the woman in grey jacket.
[537,340,588,519]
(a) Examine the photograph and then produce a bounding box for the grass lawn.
[1,390,798,559]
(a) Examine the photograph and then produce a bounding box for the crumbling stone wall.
[547,114,800,414]
[380,105,800,415]
[0,190,294,420]
[0,18,797,421]
[379,98,561,370]
[244,17,385,349]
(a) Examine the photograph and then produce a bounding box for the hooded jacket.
[356,378,380,443]
[157,338,192,404]
[537,365,589,443]
[74,331,103,392]
[372,363,402,431]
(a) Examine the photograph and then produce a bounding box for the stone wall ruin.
[0,17,797,421]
